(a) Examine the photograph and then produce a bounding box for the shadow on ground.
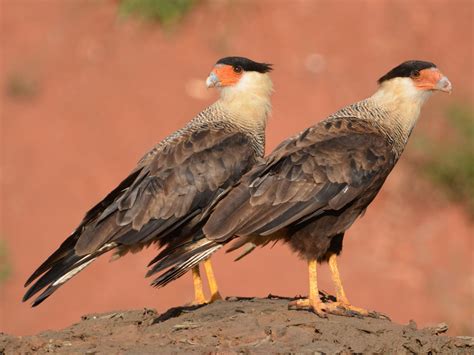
[2,296,472,353]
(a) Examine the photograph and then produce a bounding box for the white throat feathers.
[370,77,433,136]
[218,71,273,130]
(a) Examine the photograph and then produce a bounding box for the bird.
[148,60,452,317]
[23,56,274,307]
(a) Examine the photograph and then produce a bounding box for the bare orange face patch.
[413,68,443,90]
[212,64,243,87]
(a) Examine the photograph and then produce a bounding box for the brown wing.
[204,117,397,242]
[75,127,257,254]
[24,127,257,306]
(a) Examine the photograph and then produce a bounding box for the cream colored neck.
[218,72,273,130]
[370,77,432,138]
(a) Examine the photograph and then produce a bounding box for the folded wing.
[204,117,396,243]
[24,127,257,306]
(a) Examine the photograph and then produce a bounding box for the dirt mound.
[2,296,472,354]
[3,0,473,337]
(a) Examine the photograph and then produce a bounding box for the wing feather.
[24,127,258,305]
[204,117,396,243]
[74,129,255,255]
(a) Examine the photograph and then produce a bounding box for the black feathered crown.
[378,60,436,84]
[216,56,273,73]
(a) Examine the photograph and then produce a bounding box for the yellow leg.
[191,265,207,305]
[203,259,222,302]
[328,254,349,303]
[308,259,318,303]
[288,259,327,317]
[327,254,368,315]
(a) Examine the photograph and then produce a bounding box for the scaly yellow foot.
[189,260,223,305]
[288,259,328,318]
[323,301,369,317]
[288,297,369,317]
[203,259,223,303]
[190,265,207,305]
[328,254,369,317]
[288,297,328,318]
[288,257,370,318]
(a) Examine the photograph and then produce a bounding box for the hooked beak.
[206,71,220,88]
[435,75,452,93]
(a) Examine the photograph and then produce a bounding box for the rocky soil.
[2,296,473,354]
[2,0,473,337]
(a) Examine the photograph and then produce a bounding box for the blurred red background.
[1,0,473,336]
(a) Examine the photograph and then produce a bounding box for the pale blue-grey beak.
[435,75,452,93]
[206,72,220,88]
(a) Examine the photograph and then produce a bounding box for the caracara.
[23,56,274,306]
[150,61,451,317]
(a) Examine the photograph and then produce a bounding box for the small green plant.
[5,72,39,100]
[118,0,196,26]
[421,103,474,215]
[0,239,12,284]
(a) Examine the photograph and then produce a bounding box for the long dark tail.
[146,232,222,288]
[23,169,145,306]
[23,233,115,307]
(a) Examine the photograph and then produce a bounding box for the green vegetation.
[422,103,474,216]
[5,72,39,100]
[118,0,197,26]
[0,239,11,284]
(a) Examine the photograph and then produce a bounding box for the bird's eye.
[411,70,420,78]
[233,66,243,73]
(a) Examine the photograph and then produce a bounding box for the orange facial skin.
[413,68,445,91]
[211,64,243,87]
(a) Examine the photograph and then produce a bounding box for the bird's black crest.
[377,60,437,84]
[216,56,273,73]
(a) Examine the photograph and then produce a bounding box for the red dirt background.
[1,0,473,336]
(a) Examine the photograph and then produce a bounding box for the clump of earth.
[2,296,472,353]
